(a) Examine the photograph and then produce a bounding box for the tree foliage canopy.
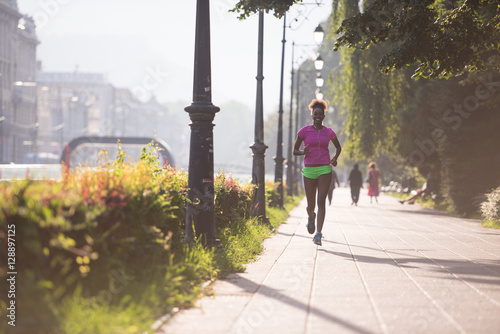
[332,0,500,79]
[329,0,408,158]
[327,0,500,214]
[230,0,303,19]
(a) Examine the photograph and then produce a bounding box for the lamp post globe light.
[315,74,324,88]
[314,55,324,71]
[313,24,325,44]
[185,0,220,247]
[315,88,324,101]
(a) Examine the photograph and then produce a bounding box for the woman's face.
[312,108,325,126]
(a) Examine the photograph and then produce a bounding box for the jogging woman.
[293,99,342,245]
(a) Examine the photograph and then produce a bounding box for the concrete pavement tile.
[380,305,463,334]
[157,190,500,334]
[157,296,249,334]
[307,307,380,334]
[230,294,308,334]
[454,308,500,334]
[213,275,264,295]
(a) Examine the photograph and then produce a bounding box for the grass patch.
[55,243,217,334]
[214,194,302,275]
[268,196,301,229]
[386,191,452,213]
[214,216,269,274]
[482,219,500,229]
[388,190,500,227]
[387,191,405,199]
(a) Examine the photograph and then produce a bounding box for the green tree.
[231,0,302,19]
[332,0,500,79]
[329,0,500,215]
[424,73,500,214]
[330,0,410,159]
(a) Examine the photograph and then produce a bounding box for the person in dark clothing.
[328,167,340,206]
[348,163,363,206]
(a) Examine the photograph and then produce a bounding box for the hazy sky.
[17,0,333,115]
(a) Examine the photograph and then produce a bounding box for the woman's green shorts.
[302,165,332,180]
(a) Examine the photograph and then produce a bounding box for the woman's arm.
[330,137,342,166]
[293,135,308,156]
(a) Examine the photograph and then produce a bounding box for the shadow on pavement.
[387,208,458,217]
[224,274,377,334]
[318,249,500,284]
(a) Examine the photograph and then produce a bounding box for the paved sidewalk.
[156,188,500,334]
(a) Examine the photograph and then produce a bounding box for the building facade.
[0,0,170,164]
[36,72,170,162]
[36,71,114,156]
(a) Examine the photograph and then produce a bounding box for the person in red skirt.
[367,161,381,203]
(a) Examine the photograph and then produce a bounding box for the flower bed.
[0,143,290,333]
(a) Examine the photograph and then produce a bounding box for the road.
[156,187,500,334]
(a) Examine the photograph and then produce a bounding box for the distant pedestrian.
[367,161,381,203]
[293,99,342,246]
[399,171,436,205]
[399,183,427,204]
[328,166,340,206]
[348,163,363,206]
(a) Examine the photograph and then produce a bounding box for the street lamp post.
[250,10,268,221]
[294,68,301,195]
[57,87,64,153]
[274,13,287,208]
[69,94,79,141]
[286,42,296,197]
[185,0,220,247]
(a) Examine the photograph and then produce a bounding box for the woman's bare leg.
[303,176,317,220]
[316,172,332,233]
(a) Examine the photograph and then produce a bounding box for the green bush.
[0,143,297,333]
[480,186,500,227]
[214,171,253,233]
[265,180,285,208]
[0,145,191,332]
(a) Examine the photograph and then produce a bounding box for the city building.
[0,0,39,163]
[36,70,114,156]
[36,72,170,162]
[1,0,171,164]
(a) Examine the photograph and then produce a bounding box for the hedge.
[0,143,271,333]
